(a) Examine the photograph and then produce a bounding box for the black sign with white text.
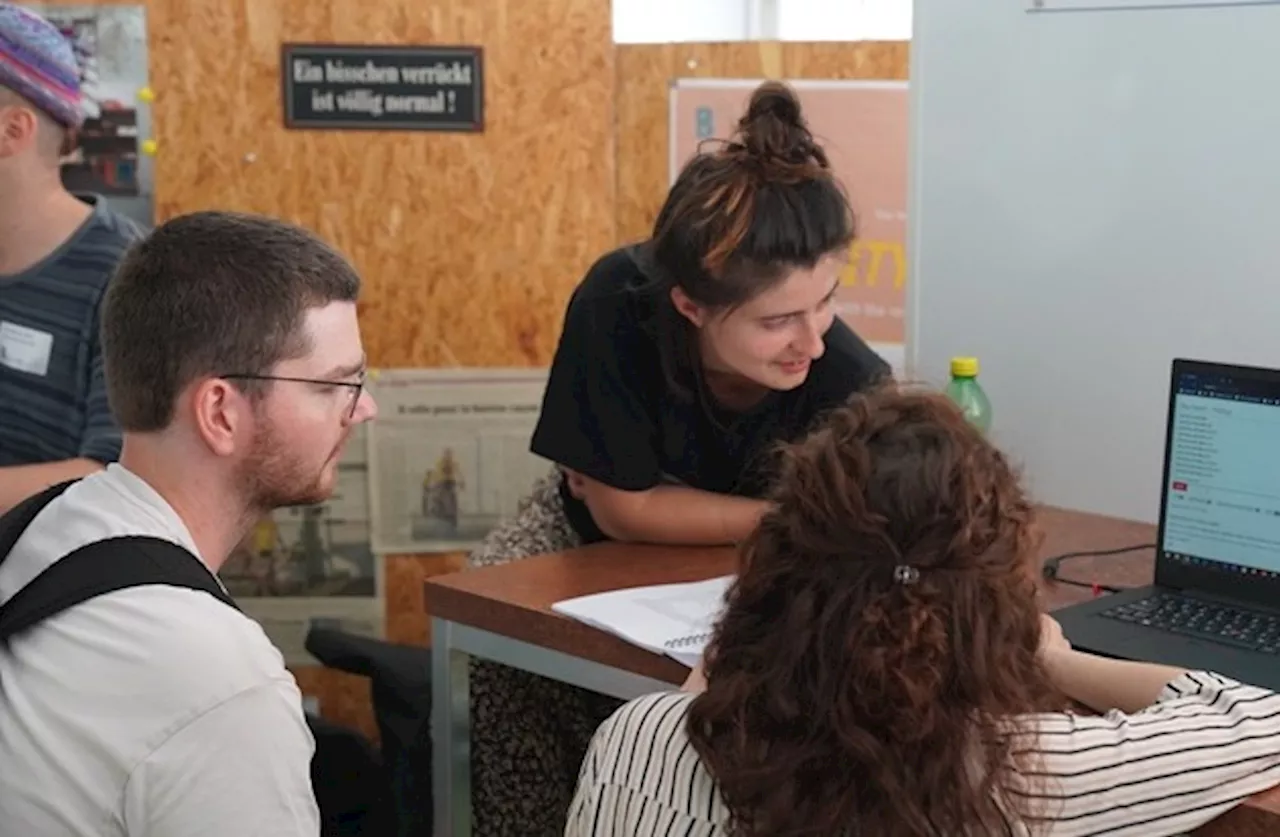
[281,44,484,132]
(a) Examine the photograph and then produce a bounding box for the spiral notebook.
[551,575,734,668]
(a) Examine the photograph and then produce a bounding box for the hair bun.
[736,81,827,172]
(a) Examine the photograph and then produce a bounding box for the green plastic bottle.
[945,356,992,434]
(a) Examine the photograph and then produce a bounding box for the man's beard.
[240,418,344,512]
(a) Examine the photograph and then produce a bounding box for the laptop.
[1053,358,1280,692]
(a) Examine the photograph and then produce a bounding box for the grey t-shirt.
[0,195,143,466]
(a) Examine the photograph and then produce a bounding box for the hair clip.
[893,565,920,585]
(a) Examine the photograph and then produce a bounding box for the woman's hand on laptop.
[1038,614,1192,713]
[1039,613,1072,660]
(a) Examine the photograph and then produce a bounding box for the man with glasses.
[0,3,143,513]
[0,209,377,835]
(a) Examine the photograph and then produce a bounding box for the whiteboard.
[1030,0,1276,9]
[908,0,1280,522]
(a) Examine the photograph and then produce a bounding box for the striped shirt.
[0,195,142,467]
[567,673,1280,837]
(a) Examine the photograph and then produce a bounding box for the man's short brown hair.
[101,210,362,432]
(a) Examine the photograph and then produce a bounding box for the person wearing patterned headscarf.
[0,2,143,513]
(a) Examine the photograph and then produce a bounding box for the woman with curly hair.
[566,385,1280,836]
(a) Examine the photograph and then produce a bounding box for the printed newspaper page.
[221,424,384,665]
[366,368,552,554]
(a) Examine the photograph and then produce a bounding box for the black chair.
[305,622,434,837]
[308,712,390,836]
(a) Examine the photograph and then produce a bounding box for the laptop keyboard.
[1100,593,1280,654]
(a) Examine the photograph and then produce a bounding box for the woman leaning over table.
[463,80,890,837]
[567,384,1280,837]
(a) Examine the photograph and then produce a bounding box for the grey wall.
[908,1,1280,523]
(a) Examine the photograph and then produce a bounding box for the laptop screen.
[1160,364,1280,581]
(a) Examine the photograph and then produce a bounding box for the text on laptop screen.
[1162,371,1280,578]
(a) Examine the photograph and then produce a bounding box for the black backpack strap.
[0,535,240,642]
[0,480,79,566]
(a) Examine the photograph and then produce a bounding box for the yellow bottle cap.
[950,356,979,378]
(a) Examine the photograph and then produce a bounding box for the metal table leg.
[432,618,472,837]
[430,615,676,835]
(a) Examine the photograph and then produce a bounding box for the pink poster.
[670,80,909,354]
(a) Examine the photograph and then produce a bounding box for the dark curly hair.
[686,383,1065,836]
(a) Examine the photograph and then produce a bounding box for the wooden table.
[425,506,1280,836]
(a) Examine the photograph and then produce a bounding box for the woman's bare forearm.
[587,483,768,546]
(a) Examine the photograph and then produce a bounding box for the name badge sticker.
[0,321,55,377]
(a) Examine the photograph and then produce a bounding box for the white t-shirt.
[0,465,320,836]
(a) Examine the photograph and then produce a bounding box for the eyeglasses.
[221,372,365,420]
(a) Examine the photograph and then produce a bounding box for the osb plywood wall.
[63,0,616,738]
[158,0,615,737]
[62,0,909,742]
[616,41,910,243]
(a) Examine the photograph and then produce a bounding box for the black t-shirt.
[530,245,891,543]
